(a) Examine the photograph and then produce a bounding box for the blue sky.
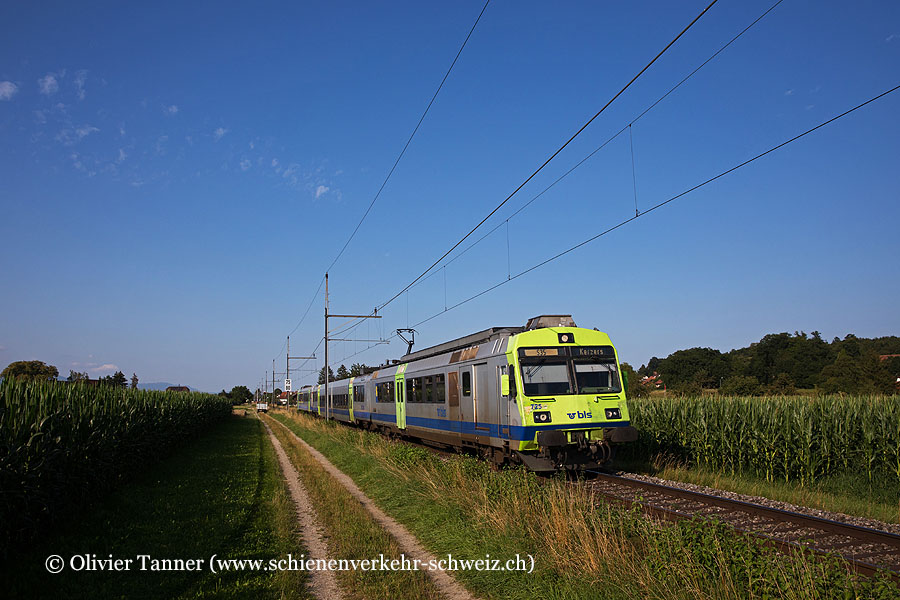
[1,0,898,392]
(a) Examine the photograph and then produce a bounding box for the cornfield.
[628,395,900,485]
[0,379,232,551]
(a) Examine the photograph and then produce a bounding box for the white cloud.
[74,70,87,100]
[213,127,228,141]
[240,159,251,171]
[805,104,815,111]
[887,34,897,43]
[90,363,119,373]
[784,89,793,96]
[271,158,279,167]
[315,185,329,199]
[39,73,59,95]
[117,148,127,163]
[34,110,47,123]
[0,81,18,100]
[165,104,178,115]
[56,125,99,145]
[76,125,99,138]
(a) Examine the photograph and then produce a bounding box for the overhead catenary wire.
[403,0,785,293]
[375,0,720,314]
[402,0,784,294]
[276,1,491,375]
[326,0,492,274]
[406,83,900,328]
[292,0,787,370]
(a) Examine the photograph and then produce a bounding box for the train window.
[407,378,418,403]
[376,381,394,403]
[521,359,573,396]
[434,373,446,403]
[462,371,471,397]
[423,376,433,403]
[508,364,518,398]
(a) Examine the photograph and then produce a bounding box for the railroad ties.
[583,471,900,581]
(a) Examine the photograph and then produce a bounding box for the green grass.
[614,454,900,524]
[264,414,441,600]
[271,411,900,600]
[6,415,310,599]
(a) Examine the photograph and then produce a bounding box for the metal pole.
[286,336,290,406]
[324,272,329,420]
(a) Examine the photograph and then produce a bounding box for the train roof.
[400,326,524,363]
[398,315,579,364]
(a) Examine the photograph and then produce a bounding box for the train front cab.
[504,327,638,471]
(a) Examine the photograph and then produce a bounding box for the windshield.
[521,359,573,396]
[518,346,621,396]
[573,358,620,393]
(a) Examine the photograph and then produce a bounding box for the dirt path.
[261,420,343,600]
[266,416,478,600]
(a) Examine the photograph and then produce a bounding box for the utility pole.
[323,272,381,421]
[285,335,315,407]
[272,359,276,404]
[324,273,328,420]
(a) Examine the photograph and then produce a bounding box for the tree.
[720,375,762,396]
[620,362,649,398]
[2,360,59,382]
[130,373,139,389]
[102,371,128,388]
[336,364,349,380]
[350,363,374,377]
[656,348,728,389]
[766,373,796,395]
[230,385,253,404]
[67,370,89,383]
[318,366,335,384]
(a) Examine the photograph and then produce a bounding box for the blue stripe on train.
[335,409,629,441]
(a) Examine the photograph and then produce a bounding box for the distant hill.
[138,382,198,392]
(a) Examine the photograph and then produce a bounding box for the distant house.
[166,385,191,392]
[641,373,664,389]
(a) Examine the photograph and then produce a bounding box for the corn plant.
[0,379,232,554]
[628,394,900,487]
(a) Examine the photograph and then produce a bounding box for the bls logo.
[567,411,592,419]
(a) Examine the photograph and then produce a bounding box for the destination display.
[570,346,614,357]
[522,348,560,357]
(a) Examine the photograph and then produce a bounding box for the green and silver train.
[297,315,637,471]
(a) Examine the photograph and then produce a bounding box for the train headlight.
[604,408,621,420]
[533,411,552,423]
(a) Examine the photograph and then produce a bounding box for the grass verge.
[7,414,310,599]
[614,454,900,524]
[262,413,442,600]
[271,411,900,600]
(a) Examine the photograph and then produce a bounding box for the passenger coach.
[298,315,637,471]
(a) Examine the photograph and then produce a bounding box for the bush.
[720,375,762,396]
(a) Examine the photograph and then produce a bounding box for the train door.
[498,364,510,438]
[394,365,407,430]
[348,377,355,422]
[474,363,489,434]
[448,371,460,432]
[458,365,474,432]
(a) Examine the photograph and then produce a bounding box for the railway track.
[583,470,900,580]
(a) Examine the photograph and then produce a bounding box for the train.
[296,315,637,471]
